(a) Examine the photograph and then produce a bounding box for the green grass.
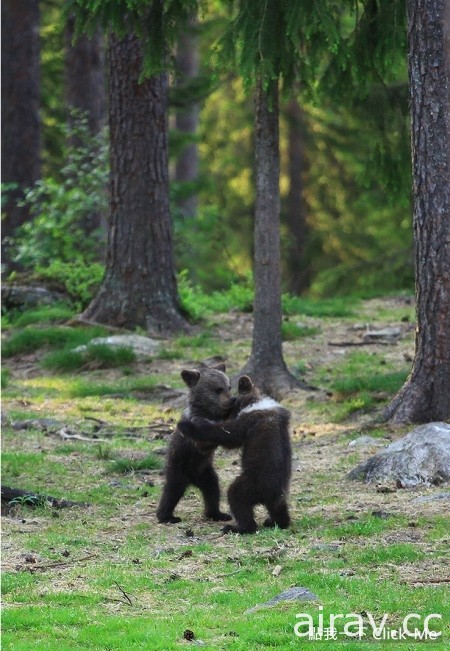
[107,453,162,474]
[42,344,136,372]
[12,304,75,328]
[2,325,107,357]
[2,294,449,650]
[281,321,320,341]
[68,375,159,398]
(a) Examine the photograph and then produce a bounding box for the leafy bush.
[178,270,253,319]
[12,113,108,269]
[36,261,104,310]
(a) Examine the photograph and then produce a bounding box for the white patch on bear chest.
[238,397,281,416]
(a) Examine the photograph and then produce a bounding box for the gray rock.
[74,334,160,359]
[2,284,65,309]
[413,492,450,504]
[245,587,319,614]
[348,422,450,487]
[348,435,387,448]
[362,326,403,343]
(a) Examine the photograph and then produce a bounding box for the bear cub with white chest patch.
[156,364,234,524]
[178,375,292,534]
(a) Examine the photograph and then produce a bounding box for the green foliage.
[12,113,108,270]
[69,0,199,75]
[42,344,136,373]
[178,271,254,319]
[37,261,105,310]
[218,0,342,91]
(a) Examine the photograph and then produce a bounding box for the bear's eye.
[215,388,224,395]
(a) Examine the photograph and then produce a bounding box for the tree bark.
[175,17,200,218]
[1,0,41,270]
[81,32,190,335]
[241,79,308,398]
[384,0,450,423]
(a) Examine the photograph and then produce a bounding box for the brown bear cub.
[178,376,292,534]
[156,364,234,524]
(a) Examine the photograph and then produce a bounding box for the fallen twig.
[113,582,135,606]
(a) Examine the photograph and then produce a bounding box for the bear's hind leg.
[156,472,189,523]
[264,498,290,529]
[193,465,231,521]
[223,477,257,534]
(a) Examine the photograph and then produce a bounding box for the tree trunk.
[1,0,41,270]
[65,15,105,137]
[175,18,200,218]
[384,0,450,423]
[241,79,308,398]
[65,15,106,239]
[283,96,311,294]
[81,32,190,335]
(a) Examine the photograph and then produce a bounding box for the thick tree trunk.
[81,33,190,335]
[1,0,41,270]
[283,97,311,294]
[384,0,450,423]
[241,79,307,398]
[175,18,200,218]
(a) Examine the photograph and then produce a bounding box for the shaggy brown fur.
[156,364,234,524]
[178,375,292,533]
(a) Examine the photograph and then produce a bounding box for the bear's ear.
[211,362,226,373]
[238,375,253,394]
[181,369,200,387]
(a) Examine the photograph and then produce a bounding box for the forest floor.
[2,294,449,650]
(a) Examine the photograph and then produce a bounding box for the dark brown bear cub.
[156,364,234,524]
[178,376,292,534]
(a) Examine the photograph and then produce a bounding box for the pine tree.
[68,0,197,333]
[1,0,41,271]
[383,0,450,423]
[219,0,344,396]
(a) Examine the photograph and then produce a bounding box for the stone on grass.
[74,334,160,359]
[348,435,387,448]
[348,422,450,487]
[245,587,319,614]
[1,284,66,309]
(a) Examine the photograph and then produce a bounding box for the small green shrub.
[12,113,108,270]
[178,270,253,319]
[37,261,104,309]
[69,376,158,398]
